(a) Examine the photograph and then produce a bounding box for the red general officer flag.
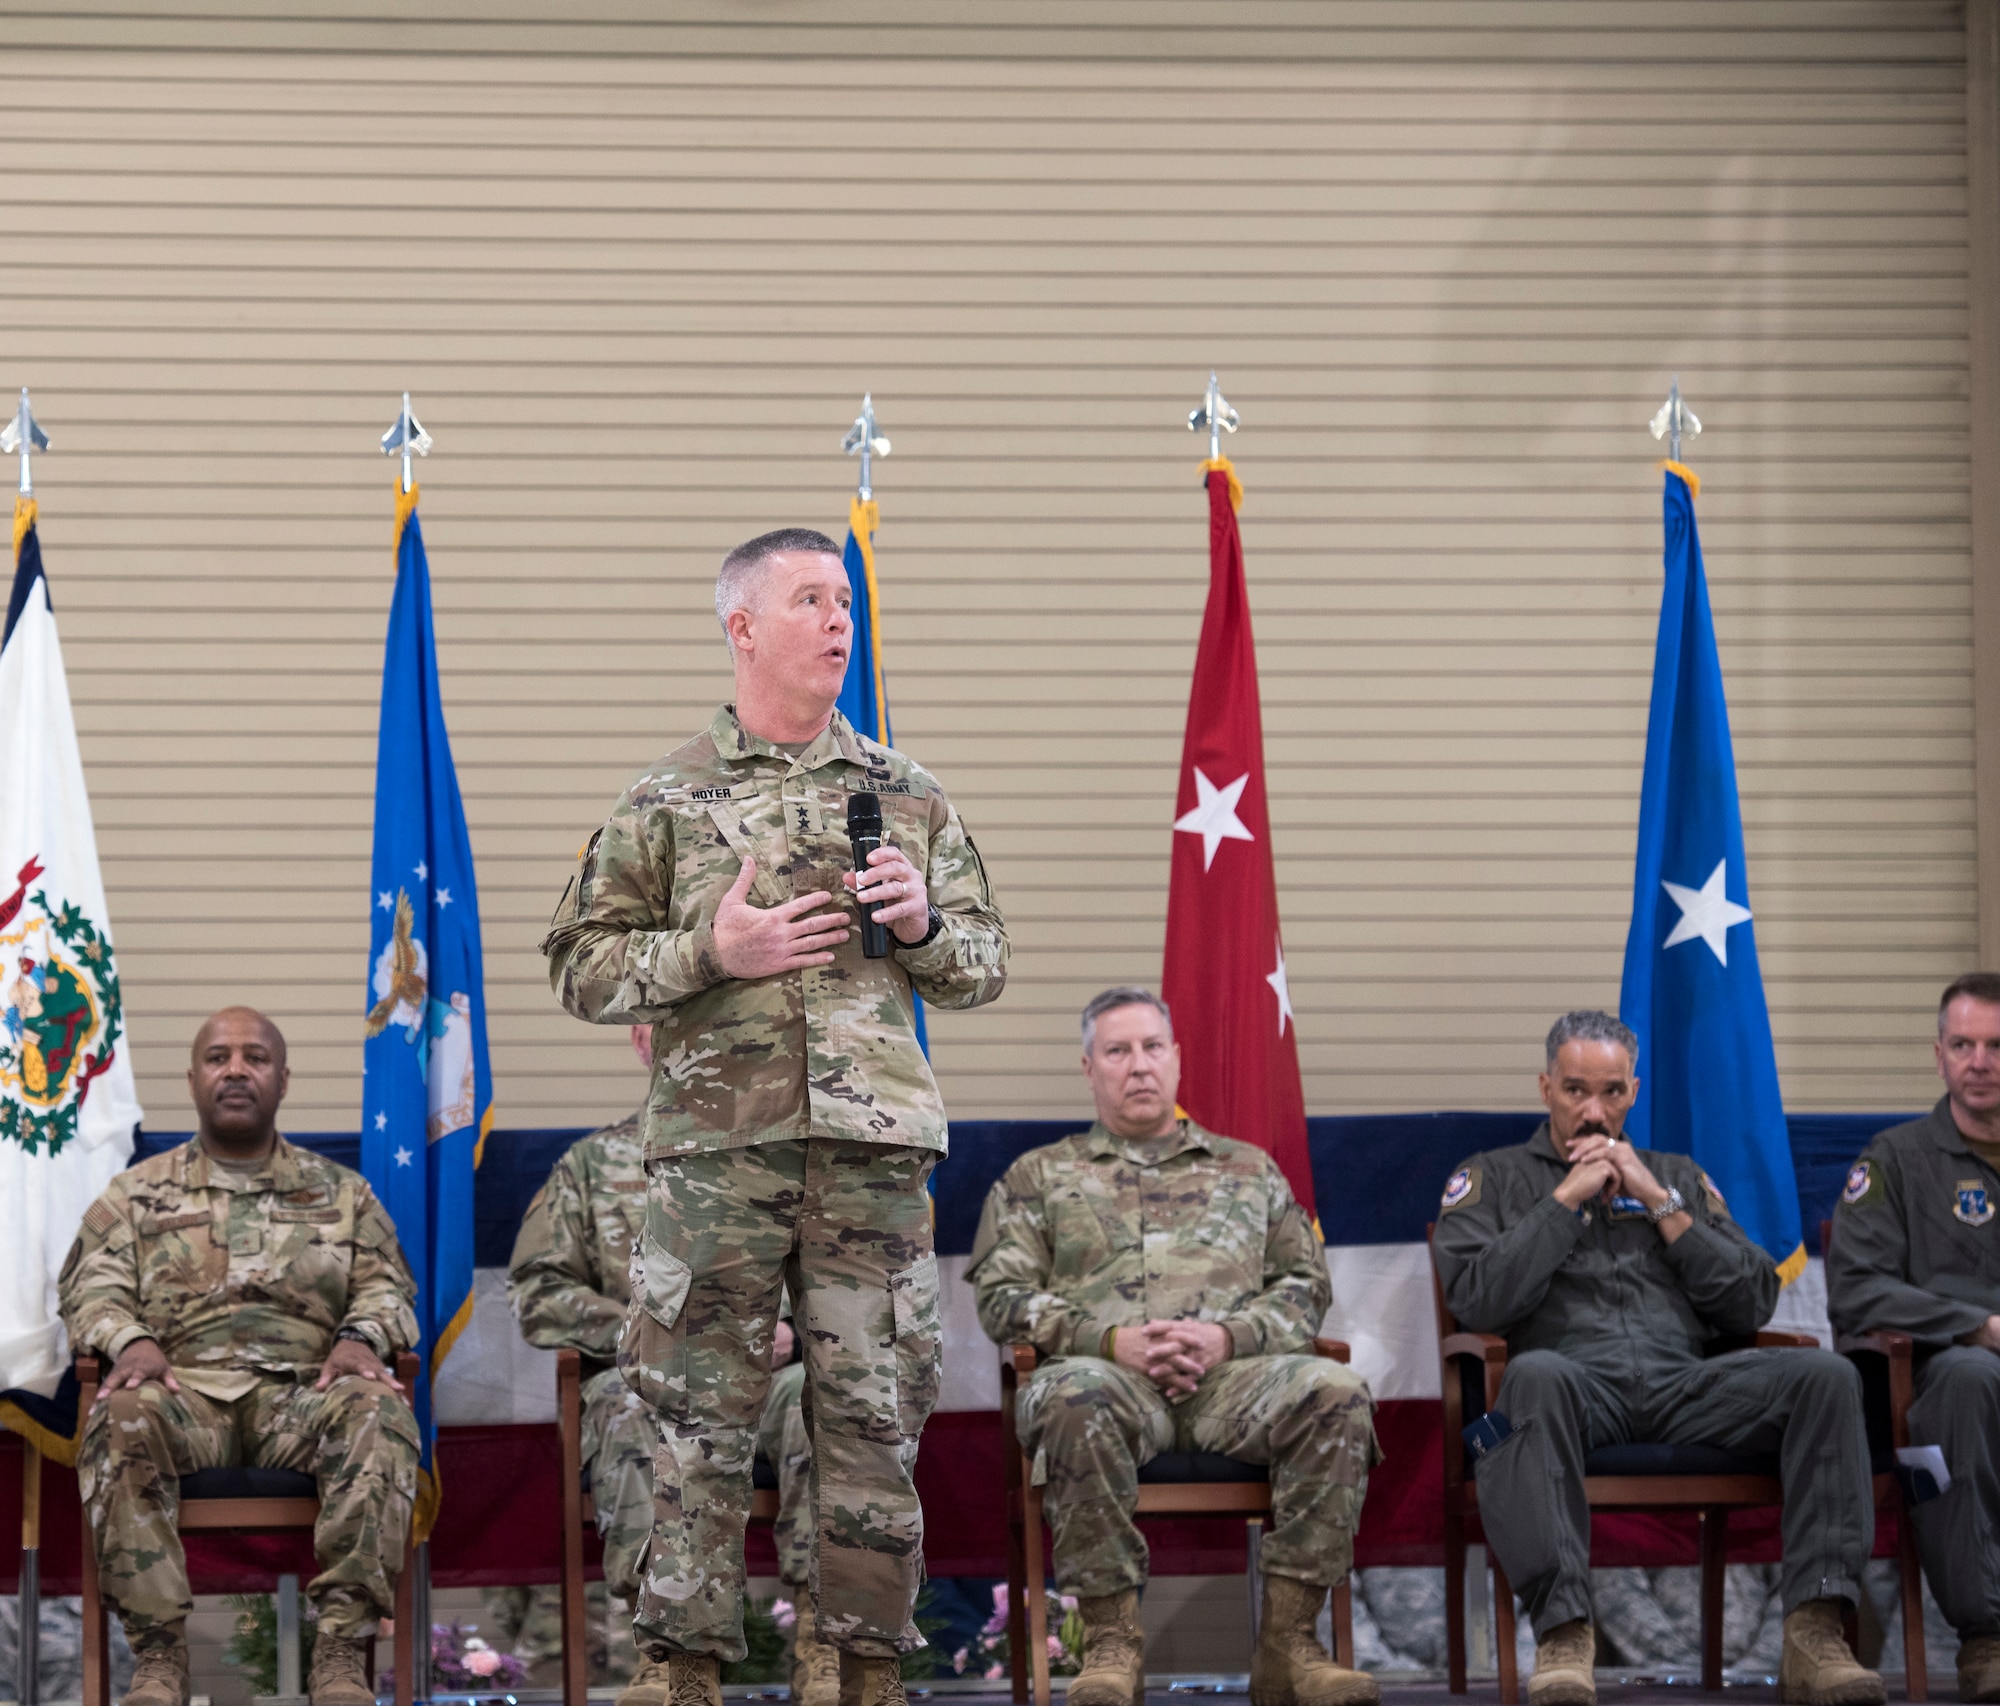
[1161,458,1314,1218]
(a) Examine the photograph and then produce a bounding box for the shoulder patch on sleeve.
[1441,1166,1481,1214]
[1698,1170,1727,1210]
[1840,1159,1882,1209]
[83,1198,119,1237]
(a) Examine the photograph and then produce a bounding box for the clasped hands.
[93,1334,403,1407]
[1552,1134,1687,1239]
[713,850,930,980]
[1111,1318,1232,1400]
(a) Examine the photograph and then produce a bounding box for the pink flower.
[1047,1637,1066,1661]
[772,1600,797,1632]
[463,1650,501,1678]
[983,1584,1010,1637]
[952,1649,970,1675]
[1057,1596,1078,1613]
[984,1664,1005,1681]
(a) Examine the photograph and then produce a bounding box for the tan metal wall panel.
[0,6,1974,1132]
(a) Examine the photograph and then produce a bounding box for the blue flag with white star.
[1618,465,1802,1280]
[360,483,492,1535]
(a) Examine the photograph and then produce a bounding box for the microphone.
[846,793,891,959]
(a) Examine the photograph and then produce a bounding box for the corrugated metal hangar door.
[0,2,1975,1128]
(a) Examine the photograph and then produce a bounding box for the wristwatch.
[334,1326,375,1348]
[1648,1187,1686,1225]
[901,905,946,949]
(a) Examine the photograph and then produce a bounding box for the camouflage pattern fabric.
[508,1108,814,1596]
[965,1120,1332,1361]
[620,1139,938,1663]
[541,704,1008,1161]
[758,1359,812,1586]
[59,1138,419,1647]
[1015,1353,1376,1596]
[969,1120,1375,1597]
[60,1136,419,1397]
[75,1372,418,1646]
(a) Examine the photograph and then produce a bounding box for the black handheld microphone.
[846,793,891,959]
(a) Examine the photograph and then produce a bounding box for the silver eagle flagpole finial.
[842,393,890,501]
[1188,370,1239,462]
[1648,377,1701,464]
[379,391,432,494]
[2,388,50,498]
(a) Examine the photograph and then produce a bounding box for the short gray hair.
[1081,986,1172,1054]
[714,527,843,635]
[1544,1009,1638,1070]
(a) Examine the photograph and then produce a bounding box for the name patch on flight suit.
[1954,1180,1994,1227]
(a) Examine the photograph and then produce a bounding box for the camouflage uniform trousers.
[622,1139,939,1664]
[1015,1353,1378,1599]
[77,1373,419,1649]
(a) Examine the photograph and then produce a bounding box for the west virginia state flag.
[0,496,140,1455]
[1619,464,1803,1281]
[360,482,492,1534]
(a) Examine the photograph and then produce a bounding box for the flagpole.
[1188,370,1239,464]
[842,391,889,502]
[3,388,49,498]
[375,393,434,1706]
[1649,377,1701,465]
[19,1438,39,1706]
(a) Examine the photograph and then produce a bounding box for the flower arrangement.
[950,1584,1083,1680]
[223,1593,317,1697]
[430,1623,530,1695]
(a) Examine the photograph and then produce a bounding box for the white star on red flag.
[1173,766,1254,870]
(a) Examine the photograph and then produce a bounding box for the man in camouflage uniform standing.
[544,529,1008,1706]
[969,988,1378,1706]
[61,1008,419,1706]
[507,1025,826,1706]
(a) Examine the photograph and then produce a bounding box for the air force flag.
[361,482,493,1533]
[1619,464,1804,1281]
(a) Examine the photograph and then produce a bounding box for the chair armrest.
[1754,1331,1821,1349]
[1000,1342,1038,1396]
[1440,1332,1508,1364]
[1312,1337,1351,1364]
[395,1351,419,1387]
[1835,1329,1915,1361]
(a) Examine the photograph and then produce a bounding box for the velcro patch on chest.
[271,1208,343,1225]
[141,1211,211,1235]
[1954,1180,1995,1227]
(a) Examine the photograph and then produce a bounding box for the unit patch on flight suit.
[1441,1167,1479,1213]
[1955,1180,1995,1227]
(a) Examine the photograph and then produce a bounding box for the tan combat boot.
[1960,1637,2000,1703]
[615,1653,672,1706]
[1068,1590,1147,1706]
[664,1651,723,1706]
[1249,1575,1379,1706]
[835,1652,907,1706]
[790,1595,841,1706]
[307,1634,375,1706]
[1778,1601,1886,1706]
[1526,1619,1596,1706]
[121,1642,190,1706]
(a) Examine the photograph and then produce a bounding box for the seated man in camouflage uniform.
[968,987,1379,1706]
[1828,973,2000,1703]
[60,1008,420,1706]
[508,1025,827,1706]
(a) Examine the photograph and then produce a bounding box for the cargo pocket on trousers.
[889,1252,941,1437]
[618,1229,693,1412]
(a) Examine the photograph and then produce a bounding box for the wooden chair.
[1821,1217,1930,1702]
[76,1351,420,1706]
[1000,1338,1358,1706]
[1429,1227,1817,1701]
[556,1348,781,1706]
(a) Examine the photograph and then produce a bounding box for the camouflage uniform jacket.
[508,1109,648,1361]
[59,1136,418,1401]
[542,704,1008,1158]
[966,1119,1331,1362]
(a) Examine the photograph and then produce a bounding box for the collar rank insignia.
[1955,1181,1994,1227]
[1842,1162,1871,1206]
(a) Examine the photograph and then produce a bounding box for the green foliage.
[223,1594,317,1698]
[720,1595,790,1685]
